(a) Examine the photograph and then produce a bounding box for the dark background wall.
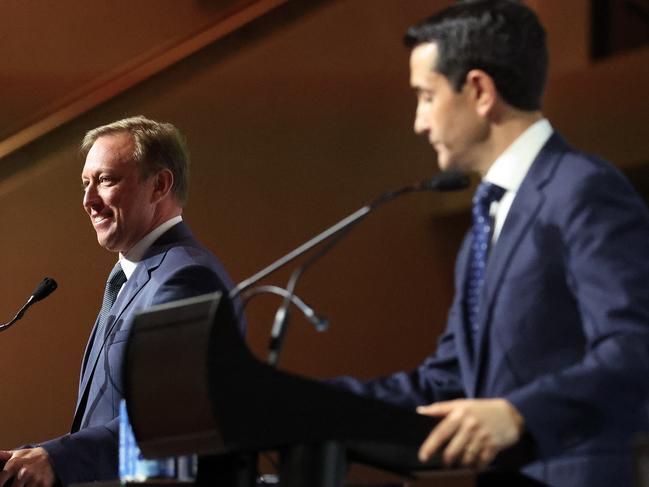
[0,2,647,484]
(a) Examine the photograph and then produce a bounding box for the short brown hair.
[81,116,190,205]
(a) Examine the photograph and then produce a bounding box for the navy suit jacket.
[332,134,649,487]
[40,222,241,485]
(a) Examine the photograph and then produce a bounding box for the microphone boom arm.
[230,205,371,299]
[0,301,31,332]
[230,171,469,300]
[229,171,470,366]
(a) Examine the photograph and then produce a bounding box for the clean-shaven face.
[410,42,487,172]
[81,132,158,253]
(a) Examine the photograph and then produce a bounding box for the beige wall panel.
[0,0,460,450]
[0,6,646,487]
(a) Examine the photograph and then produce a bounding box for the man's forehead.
[411,42,438,61]
[410,42,439,85]
[84,132,135,170]
[94,132,134,155]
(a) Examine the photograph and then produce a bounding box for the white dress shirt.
[483,119,553,243]
[117,215,183,285]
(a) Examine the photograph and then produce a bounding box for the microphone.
[229,170,469,366]
[418,171,472,191]
[230,170,469,299]
[31,277,58,302]
[266,171,469,366]
[368,170,470,208]
[0,277,58,333]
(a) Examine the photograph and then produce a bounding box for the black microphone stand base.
[196,453,258,487]
[278,441,346,487]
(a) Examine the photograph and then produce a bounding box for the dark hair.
[81,116,190,206]
[405,0,547,110]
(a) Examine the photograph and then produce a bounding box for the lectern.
[123,291,440,487]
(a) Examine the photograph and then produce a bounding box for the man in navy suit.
[332,1,649,486]
[0,116,240,487]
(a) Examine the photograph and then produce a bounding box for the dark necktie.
[466,181,506,343]
[84,262,127,375]
[73,262,127,431]
[97,262,127,337]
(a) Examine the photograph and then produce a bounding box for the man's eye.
[99,176,112,184]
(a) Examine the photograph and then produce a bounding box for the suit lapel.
[471,134,566,394]
[453,233,480,389]
[71,223,191,429]
[72,262,156,429]
[103,265,151,338]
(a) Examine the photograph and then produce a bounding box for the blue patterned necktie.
[84,262,127,374]
[466,181,506,343]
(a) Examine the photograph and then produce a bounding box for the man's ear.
[465,69,497,117]
[152,169,174,202]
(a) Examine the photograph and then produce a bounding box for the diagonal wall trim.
[0,0,288,160]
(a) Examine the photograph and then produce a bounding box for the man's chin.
[96,234,119,253]
[436,156,472,175]
[436,156,454,172]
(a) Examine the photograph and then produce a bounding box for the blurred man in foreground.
[332,2,649,486]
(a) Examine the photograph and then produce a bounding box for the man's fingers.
[417,401,455,417]
[0,467,14,487]
[460,442,481,468]
[0,449,56,487]
[418,433,436,462]
[442,423,473,465]
[11,467,27,487]
[0,451,11,462]
[418,414,461,462]
[419,399,524,469]
[441,411,483,466]
[476,445,497,469]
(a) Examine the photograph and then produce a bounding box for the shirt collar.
[118,215,183,279]
[484,118,553,192]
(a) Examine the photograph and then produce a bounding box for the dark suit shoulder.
[531,136,647,217]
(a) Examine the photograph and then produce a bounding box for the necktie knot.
[106,263,127,294]
[473,181,506,210]
[99,263,127,333]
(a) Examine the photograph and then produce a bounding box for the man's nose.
[83,184,99,210]
[414,105,429,135]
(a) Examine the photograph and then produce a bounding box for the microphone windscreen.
[31,277,58,302]
[425,170,470,191]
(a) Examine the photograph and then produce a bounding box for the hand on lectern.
[416,398,524,469]
[0,448,56,487]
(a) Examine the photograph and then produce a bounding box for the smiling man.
[83,130,171,253]
[331,1,649,486]
[0,116,240,487]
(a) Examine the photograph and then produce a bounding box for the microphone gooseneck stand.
[230,171,470,367]
[267,171,469,366]
[239,284,329,333]
[195,173,469,487]
[226,171,469,487]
